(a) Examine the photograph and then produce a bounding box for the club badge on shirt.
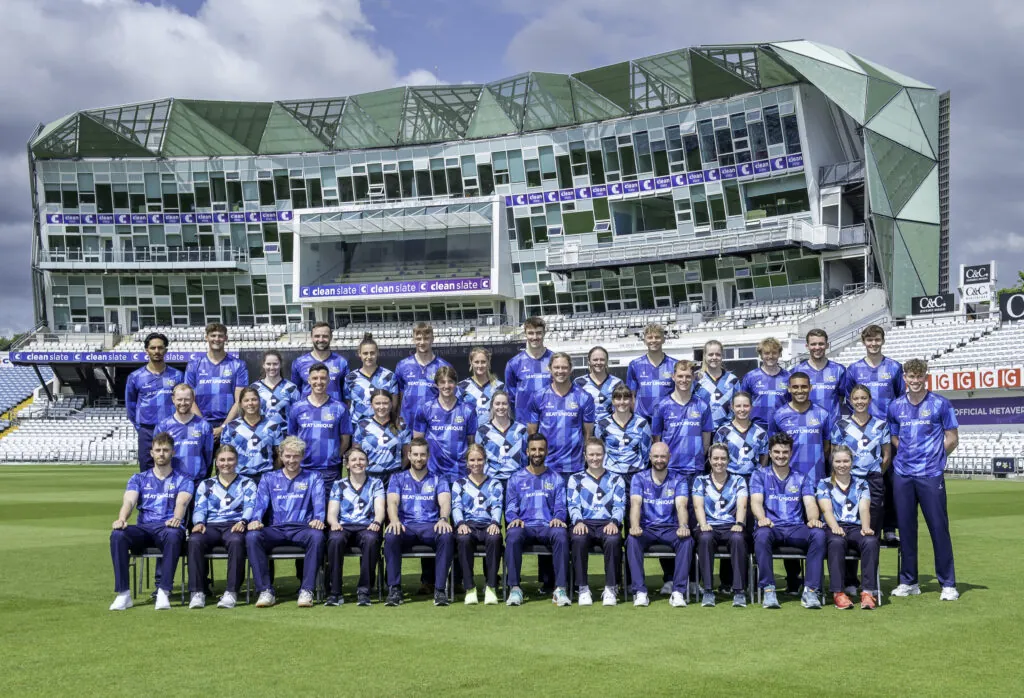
[787,485,799,493]
[808,417,819,426]
[296,483,308,491]
[921,407,932,417]
[164,378,176,387]
[543,481,554,490]
[222,366,232,377]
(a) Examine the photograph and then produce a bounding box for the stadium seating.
[945,431,1024,475]
[0,405,136,463]
[929,322,1024,369]
[0,365,55,414]
[832,318,997,365]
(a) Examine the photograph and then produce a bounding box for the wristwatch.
[239,519,249,527]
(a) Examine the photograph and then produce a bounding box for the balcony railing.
[819,160,865,187]
[37,246,249,270]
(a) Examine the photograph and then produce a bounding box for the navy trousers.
[188,523,246,594]
[626,524,693,594]
[384,523,453,589]
[327,525,381,594]
[110,523,184,593]
[571,522,622,589]
[826,525,880,593]
[456,522,502,589]
[697,526,748,593]
[247,524,325,594]
[505,525,569,589]
[893,473,956,587]
[753,524,826,590]
[136,424,155,471]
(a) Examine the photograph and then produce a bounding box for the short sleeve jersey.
[574,374,623,419]
[651,393,714,474]
[816,477,870,525]
[713,421,768,476]
[155,414,213,481]
[595,413,652,475]
[843,357,905,421]
[504,349,553,425]
[887,392,958,478]
[413,399,479,480]
[125,470,195,525]
[526,385,596,476]
[629,469,687,527]
[768,403,841,481]
[184,354,249,425]
[749,467,814,527]
[835,415,890,477]
[329,476,385,526]
[219,415,286,477]
[694,370,740,429]
[395,354,453,426]
[457,377,506,427]
[291,351,349,403]
[626,354,676,421]
[388,470,450,525]
[476,420,528,481]
[739,367,790,428]
[692,474,749,527]
[251,378,300,425]
[346,366,399,426]
[353,418,409,477]
[287,397,352,475]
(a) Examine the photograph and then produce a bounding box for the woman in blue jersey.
[251,350,299,425]
[594,384,651,482]
[412,366,477,481]
[218,387,285,483]
[692,443,749,608]
[352,389,409,486]
[575,346,623,420]
[713,391,769,479]
[476,390,528,483]
[458,346,505,428]
[695,340,739,430]
[835,384,891,533]
[325,446,385,607]
[816,445,879,610]
[346,333,399,429]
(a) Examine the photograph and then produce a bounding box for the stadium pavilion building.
[27,41,947,333]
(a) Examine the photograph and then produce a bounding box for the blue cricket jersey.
[887,392,958,478]
[629,469,687,527]
[692,474,749,527]
[694,369,740,429]
[505,468,567,526]
[768,403,841,481]
[220,415,286,477]
[413,398,478,480]
[329,476,385,526]
[574,373,623,419]
[287,396,352,476]
[567,470,626,524]
[626,354,677,421]
[193,474,258,524]
[713,421,768,476]
[457,376,506,427]
[739,366,790,428]
[526,384,596,476]
[251,378,300,425]
[291,351,349,403]
[750,466,814,526]
[835,415,890,477]
[156,414,213,481]
[353,417,409,477]
[451,476,504,525]
[125,365,183,428]
[595,413,652,475]
[843,357,905,421]
[816,477,870,525]
[395,353,453,426]
[504,348,553,425]
[251,469,326,525]
[792,359,846,422]
[651,393,713,475]
[476,420,528,481]
[184,354,249,425]
[125,470,194,525]
[346,366,399,427]
[388,470,450,525]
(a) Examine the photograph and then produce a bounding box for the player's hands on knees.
[508,519,525,528]
[676,526,691,539]
[331,523,344,532]
[192,523,206,535]
[629,525,643,536]
[435,519,452,534]
[603,522,619,536]
[572,522,588,535]
[386,521,405,535]
[487,523,501,536]
[369,521,382,532]
[757,517,773,528]
[699,522,713,532]
[550,518,567,528]
[112,519,127,530]
[248,521,264,531]
[166,517,182,528]
[231,522,245,534]
[457,523,471,535]
[309,519,325,531]
[861,526,874,536]
[808,519,824,529]
[829,523,845,536]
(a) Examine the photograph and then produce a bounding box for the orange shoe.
[833,592,853,609]
[860,592,877,610]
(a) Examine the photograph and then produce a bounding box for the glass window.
[698,120,717,163]
[749,121,768,160]
[782,114,802,154]
[763,106,783,146]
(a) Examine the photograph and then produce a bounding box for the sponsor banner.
[961,284,992,303]
[10,351,239,365]
[962,263,992,286]
[300,276,492,300]
[911,293,955,315]
[992,457,1017,475]
[949,397,1024,426]
[46,210,296,226]
[928,367,1023,391]
[0,352,10,366]
[999,292,1024,322]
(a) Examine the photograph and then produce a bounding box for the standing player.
[287,363,351,496]
[887,359,960,601]
[452,444,504,606]
[345,333,398,428]
[750,432,826,610]
[458,346,505,427]
[526,352,595,478]
[251,350,299,425]
[739,337,790,429]
[504,316,553,425]
[413,367,478,481]
[626,442,692,608]
[567,439,626,606]
[108,432,193,611]
[575,346,623,420]
[325,447,385,607]
[694,339,740,430]
[835,385,891,547]
[156,384,213,487]
[219,387,285,483]
[476,390,528,484]
[504,434,571,607]
[594,385,652,482]
[714,392,768,479]
[396,321,453,428]
[354,389,409,486]
[626,324,676,422]
[692,443,749,607]
[185,323,249,441]
[247,436,326,608]
[792,329,846,422]
[768,372,840,483]
[384,438,454,607]
[291,321,349,402]
[125,331,182,471]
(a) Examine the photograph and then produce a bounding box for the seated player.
[325,447,385,607]
[187,445,257,609]
[504,433,571,607]
[384,438,454,607]
[625,442,693,608]
[109,432,193,611]
[692,443,749,608]
[817,446,879,610]
[452,444,504,606]
[246,436,326,608]
[750,433,826,610]
[567,439,625,607]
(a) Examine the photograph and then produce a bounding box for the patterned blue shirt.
[451,476,504,525]
[713,421,768,477]
[193,474,258,524]
[457,377,506,427]
[291,351,349,403]
[353,418,409,477]
[413,398,479,480]
[476,420,528,481]
[329,476,385,526]
[156,414,213,481]
[692,474,749,527]
[629,469,687,527]
[843,357,905,421]
[395,354,453,425]
[694,370,740,429]
[125,365,183,428]
[887,392,958,478]
[574,374,623,419]
[505,468,568,526]
[251,469,326,525]
[504,349,553,424]
[595,413,652,475]
[125,470,194,526]
[346,366,399,427]
[220,415,285,477]
[287,397,352,476]
[836,415,890,477]
[816,477,870,525]
[792,359,846,422]
[251,378,300,425]
[626,354,677,421]
[388,470,450,525]
[184,354,249,425]
[750,467,814,527]
[740,367,790,428]
[567,470,626,524]
[651,393,714,474]
[526,385,596,476]
[768,403,842,482]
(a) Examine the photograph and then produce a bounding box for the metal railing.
[37,247,248,265]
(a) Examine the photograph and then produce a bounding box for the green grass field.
[1,466,1022,697]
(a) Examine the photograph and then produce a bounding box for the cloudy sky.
[0,0,1020,335]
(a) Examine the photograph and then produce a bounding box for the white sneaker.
[669,591,688,607]
[891,583,921,597]
[189,592,205,609]
[659,581,673,595]
[844,585,857,597]
[297,590,314,607]
[602,588,617,606]
[255,590,276,608]
[578,588,593,606]
[154,589,171,610]
[109,592,132,611]
[217,592,237,609]
[940,586,960,601]
[633,591,650,607]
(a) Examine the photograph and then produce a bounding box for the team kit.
[110,318,960,612]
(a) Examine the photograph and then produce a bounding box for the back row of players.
[118,318,960,608]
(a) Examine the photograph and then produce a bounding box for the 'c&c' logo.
[918,295,946,310]
[1001,293,1024,321]
[964,266,990,282]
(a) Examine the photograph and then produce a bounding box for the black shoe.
[385,587,403,607]
[785,583,802,596]
[433,590,450,607]
[882,532,901,547]
[357,590,372,607]
[416,583,435,596]
[323,595,341,607]
[537,586,553,597]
